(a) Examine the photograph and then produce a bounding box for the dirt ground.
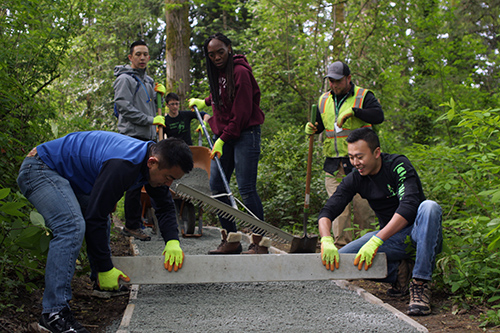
[2,225,500,333]
[0,223,131,333]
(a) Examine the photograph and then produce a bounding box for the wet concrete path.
[107,227,427,333]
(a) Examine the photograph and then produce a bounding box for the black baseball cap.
[325,61,350,80]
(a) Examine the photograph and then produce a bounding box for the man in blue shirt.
[17,131,192,333]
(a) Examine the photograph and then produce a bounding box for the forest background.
[1,0,499,328]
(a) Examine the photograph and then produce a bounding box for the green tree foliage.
[241,0,334,131]
[53,0,167,134]
[0,0,88,188]
[1,0,500,324]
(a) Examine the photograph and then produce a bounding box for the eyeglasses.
[168,102,180,106]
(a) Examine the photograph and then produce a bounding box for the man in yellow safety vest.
[305,61,384,248]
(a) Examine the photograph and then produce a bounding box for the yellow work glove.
[211,138,224,159]
[98,267,130,291]
[337,108,354,128]
[195,121,209,135]
[163,240,184,272]
[304,122,317,135]
[154,83,166,96]
[354,235,384,271]
[320,236,340,271]
[153,115,165,127]
[188,98,206,109]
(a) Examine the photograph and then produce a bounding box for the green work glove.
[337,108,354,128]
[320,236,340,271]
[195,121,209,135]
[211,138,224,159]
[304,122,317,135]
[188,98,206,109]
[163,240,184,272]
[153,115,165,127]
[98,267,130,291]
[354,235,384,271]
[154,83,166,96]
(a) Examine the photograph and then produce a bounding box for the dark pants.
[124,136,151,230]
[124,186,143,230]
[210,126,264,232]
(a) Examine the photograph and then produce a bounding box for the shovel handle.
[192,105,237,209]
[304,104,317,209]
[157,93,163,140]
[304,134,314,209]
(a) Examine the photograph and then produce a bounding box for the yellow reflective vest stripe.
[318,86,372,157]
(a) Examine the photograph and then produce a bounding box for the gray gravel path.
[108,227,426,332]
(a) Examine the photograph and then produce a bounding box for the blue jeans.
[210,126,264,232]
[17,156,87,314]
[339,200,443,283]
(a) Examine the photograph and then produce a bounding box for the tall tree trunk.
[165,0,191,107]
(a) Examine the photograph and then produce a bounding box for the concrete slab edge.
[116,239,139,333]
[334,280,428,333]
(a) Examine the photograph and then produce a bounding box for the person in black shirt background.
[163,92,210,145]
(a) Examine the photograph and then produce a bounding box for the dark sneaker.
[92,282,129,299]
[39,307,89,333]
[387,259,414,297]
[121,227,151,241]
[407,279,432,316]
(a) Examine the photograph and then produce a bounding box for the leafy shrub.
[257,125,326,235]
[0,187,51,313]
[402,100,500,325]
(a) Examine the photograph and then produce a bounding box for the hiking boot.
[122,227,151,241]
[242,234,271,254]
[407,279,432,316]
[92,281,130,299]
[39,307,89,333]
[208,230,242,254]
[387,259,414,297]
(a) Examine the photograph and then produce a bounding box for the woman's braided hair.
[203,33,235,108]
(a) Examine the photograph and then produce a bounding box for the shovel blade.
[289,235,318,253]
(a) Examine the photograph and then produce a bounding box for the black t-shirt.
[319,153,426,228]
[164,110,207,145]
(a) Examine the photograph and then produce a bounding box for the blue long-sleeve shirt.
[37,131,178,272]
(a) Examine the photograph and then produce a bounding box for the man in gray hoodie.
[113,40,166,241]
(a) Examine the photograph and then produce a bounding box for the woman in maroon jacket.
[189,33,267,255]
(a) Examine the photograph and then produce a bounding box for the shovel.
[156,89,164,140]
[289,105,319,253]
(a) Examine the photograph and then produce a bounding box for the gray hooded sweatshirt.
[113,65,157,140]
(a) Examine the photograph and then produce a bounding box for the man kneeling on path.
[17,131,193,333]
[318,127,442,316]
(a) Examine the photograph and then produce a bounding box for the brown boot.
[242,234,271,254]
[208,230,242,254]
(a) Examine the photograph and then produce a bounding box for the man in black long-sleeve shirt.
[305,61,384,248]
[318,128,442,316]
